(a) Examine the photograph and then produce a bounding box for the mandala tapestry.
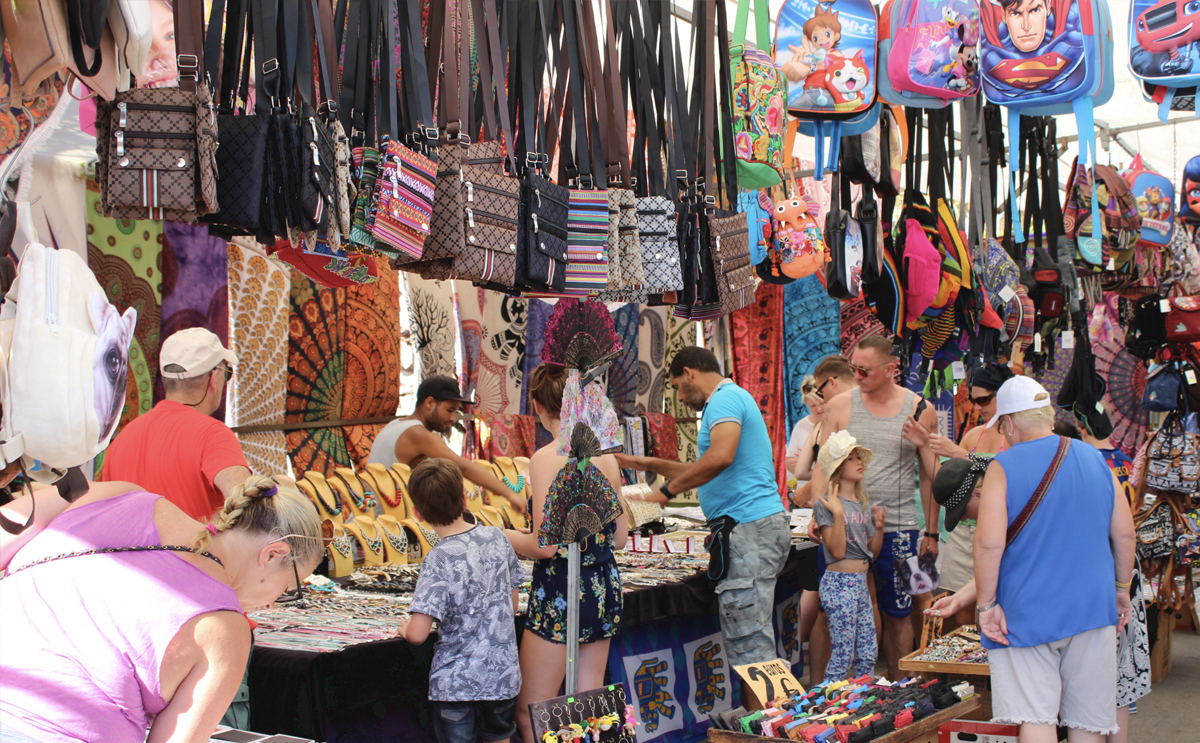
[783,276,840,430]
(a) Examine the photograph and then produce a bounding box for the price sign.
[734,659,805,709]
[1061,330,1074,349]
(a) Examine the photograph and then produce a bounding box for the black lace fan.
[538,423,623,547]
[540,298,623,372]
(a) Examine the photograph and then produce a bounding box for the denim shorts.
[715,511,791,668]
[429,698,517,743]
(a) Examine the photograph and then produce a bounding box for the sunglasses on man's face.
[274,519,336,604]
[970,393,997,407]
[814,377,833,400]
[850,361,890,377]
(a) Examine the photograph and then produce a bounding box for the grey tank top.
[845,387,920,532]
[367,419,425,466]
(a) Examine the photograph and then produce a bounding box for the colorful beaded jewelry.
[503,473,525,493]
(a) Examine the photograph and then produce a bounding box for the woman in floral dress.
[505,363,628,743]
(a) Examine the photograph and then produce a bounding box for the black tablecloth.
[249,542,818,740]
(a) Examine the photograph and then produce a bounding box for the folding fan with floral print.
[538,299,625,546]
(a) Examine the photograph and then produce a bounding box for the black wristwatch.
[659,482,673,499]
[923,531,939,540]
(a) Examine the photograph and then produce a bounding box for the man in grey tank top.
[366,376,525,514]
[814,335,939,680]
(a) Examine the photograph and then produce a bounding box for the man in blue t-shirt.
[616,346,789,667]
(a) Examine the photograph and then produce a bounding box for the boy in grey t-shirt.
[399,459,527,743]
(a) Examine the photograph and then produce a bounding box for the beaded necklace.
[335,473,377,512]
[379,522,408,553]
[330,534,353,559]
[7,544,224,576]
[379,480,405,509]
[311,478,343,516]
[418,522,441,548]
[358,521,385,555]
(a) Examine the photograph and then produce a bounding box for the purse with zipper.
[95,0,217,222]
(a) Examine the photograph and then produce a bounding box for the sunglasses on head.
[274,519,335,604]
[970,392,997,407]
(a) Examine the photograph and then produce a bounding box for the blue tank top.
[985,436,1118,649]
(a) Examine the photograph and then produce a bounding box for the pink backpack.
[888,0,981,102]
[901,219,942,323]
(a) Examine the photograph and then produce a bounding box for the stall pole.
[565,542,582,695]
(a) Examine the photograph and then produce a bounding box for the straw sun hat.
[817,430,872,479]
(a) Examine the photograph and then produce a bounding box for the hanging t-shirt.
[1100,448,1136,506]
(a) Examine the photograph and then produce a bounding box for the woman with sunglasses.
[925,366,1013,599]
[0,475,327,743]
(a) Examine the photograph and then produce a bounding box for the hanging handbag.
[1141,363,1184,412]
[729,0,785,190]
[712,211,757,316]
[1166,296,1200,344]
[1144,414,1200,495]
[95,0,217,222]
[825,173,863,301]
[1135,500,1177,562]
[202,0,269,238]
[1,0,118,100]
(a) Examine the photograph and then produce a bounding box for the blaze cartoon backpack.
[888,0,982,102]
[1122,153,1177,248]
[0,243,137,479]
[981,0,1112,261]
[1129,0,1200,119]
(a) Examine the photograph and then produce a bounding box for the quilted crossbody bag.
[96,0,217,222]
[200,0,268,239]
[452,140,522,289]
[712,210,757,316]
[635,197,684,297]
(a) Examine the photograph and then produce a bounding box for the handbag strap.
[174,0,207,93]
[1006,435,1070,546]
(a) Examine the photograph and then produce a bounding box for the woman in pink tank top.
[0,475,328,743]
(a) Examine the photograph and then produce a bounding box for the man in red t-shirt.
[102,328,252,521]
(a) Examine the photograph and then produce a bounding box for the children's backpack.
[982,0,1110,254]
[1023,245,1066,321]
[1129,0,1200,120]
[889,0,982,102]
[1122,154,1176,248]
[825,174,864,301]
[877,0,950,109]
[979,237,1022,324]
[0,243,137,479]
[1063,160,1143,268]
[899,218,942,323]
[731,0,787,189]
[773,192,829,279]
[740,190,775,267]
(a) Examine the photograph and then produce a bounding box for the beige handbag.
[1,0,118,100]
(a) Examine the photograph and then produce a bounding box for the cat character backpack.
[1129,0,1200,120]
[776,0,880,177]
[889,0,982,102]
[0,243,137,480]
[1123,154,1177,247]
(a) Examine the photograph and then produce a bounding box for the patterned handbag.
[641,412,680,461]
[634,196,684,297]
[730,0,785,189]
[563,188,610,295]
[1135,500,1176,562]
[370,137,436,262]
[347,146,382,252]
[711,210,757,316]
[296,102,337,234]
[599,188,645,299]
[1144,416,1200,494]
[96,81,219,222]
[517,171,570,293]
[452,141,521,288]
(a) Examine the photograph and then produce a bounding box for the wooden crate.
[900,601,990,678]
[706,697,981,743]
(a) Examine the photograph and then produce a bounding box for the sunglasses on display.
[969,393,996,407]
[275,519,336,604]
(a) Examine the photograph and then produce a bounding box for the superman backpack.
[981,0,1111,257]
[1122,154,1177,247]
[888,0,982,102]
[1130,0,1200,120]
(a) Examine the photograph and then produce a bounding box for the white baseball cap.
[986,375,1052,428]
[160,328,237,380]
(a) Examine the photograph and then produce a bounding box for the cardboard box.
[938,719,1020,743]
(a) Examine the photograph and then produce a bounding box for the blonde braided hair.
[194,474,324,565]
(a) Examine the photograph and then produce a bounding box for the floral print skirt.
[526,550,623,644]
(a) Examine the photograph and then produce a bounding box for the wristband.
[922,532,938,540]
[659,482,673,500]
[976,600,999,613]
[1116,578,1131,589]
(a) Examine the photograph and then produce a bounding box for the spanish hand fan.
[538,423,623,547]
[541,298,623,371]
[558,368,625,455]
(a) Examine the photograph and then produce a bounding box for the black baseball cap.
[417,375,473,406]
[933,456,988,532]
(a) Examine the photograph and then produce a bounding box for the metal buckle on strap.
[261,58,279,75]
